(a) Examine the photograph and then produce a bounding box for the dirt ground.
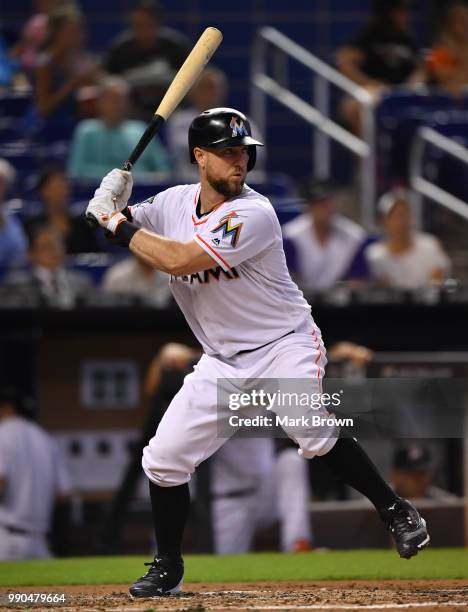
[1,580,467,612]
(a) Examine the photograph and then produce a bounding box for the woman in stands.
[424,2,468,97]
[33,4,99,137]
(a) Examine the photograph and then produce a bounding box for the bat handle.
[86,114,164,228]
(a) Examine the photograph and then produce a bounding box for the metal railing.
[410,126,468,226]
[250,26,376,228]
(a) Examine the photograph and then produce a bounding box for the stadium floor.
[1,580,468,611]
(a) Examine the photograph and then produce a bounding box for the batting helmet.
[188,107,263,172]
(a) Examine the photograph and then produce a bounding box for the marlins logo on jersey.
[211,212,243,247]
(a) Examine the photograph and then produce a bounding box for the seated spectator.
[29,165,101,254]
[5,223,93,308]
[9,0,61,85]
[102,253,171,307]
[0,159,28,271]
[105,0,189,118]
[282,178,366,290]
[0,387,71,560]
[167,66,265,182]
[167,67,227,182]
[391,444,458,502]
[337,0,421,134]
[423,1,468,97]
[365,188,451,288]
[0,34,20,87]
[33,5,100,136]
[68,76,170,181]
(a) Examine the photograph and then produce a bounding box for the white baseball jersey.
[0,416,70,534]
[130,183,313,358]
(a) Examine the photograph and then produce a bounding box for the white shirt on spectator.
[365,232,451,288]
[102,256,171,307]
[0,416,70,535]
[282,213,365,290]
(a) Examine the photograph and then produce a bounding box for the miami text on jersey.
[211,212,243,247]
[170,266,240,284]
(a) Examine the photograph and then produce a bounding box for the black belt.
[3,525,31,535]
[236,330,294,356]
[2,525,47,537]
[211,486,258,500]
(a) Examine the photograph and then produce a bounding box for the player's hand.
[97,168,133,209]
[86,169,133,230]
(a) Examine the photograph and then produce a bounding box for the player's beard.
[206,169,245,199]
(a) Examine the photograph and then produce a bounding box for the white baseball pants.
[142,317,339,487]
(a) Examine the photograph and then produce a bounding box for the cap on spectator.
[299,177,336,204]
[377,187,409,217]
[393,445,432,472]
[0,158,16,188]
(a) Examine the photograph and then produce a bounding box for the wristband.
[114,220,140,247]
[121,206,133,222]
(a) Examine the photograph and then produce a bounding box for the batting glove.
[86,169,133,230]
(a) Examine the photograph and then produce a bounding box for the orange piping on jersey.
[192,187,227,225]
[196,234,231,269]
[310,327,323,380]
[192,215,210,225]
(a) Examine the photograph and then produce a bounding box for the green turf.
[0,549,467,587]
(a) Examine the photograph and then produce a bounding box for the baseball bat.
[86,26,223,226]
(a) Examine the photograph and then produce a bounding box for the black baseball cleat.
[129,556,184,597]
[379,498,430,559]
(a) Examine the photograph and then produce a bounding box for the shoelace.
[387,508,415,534]
[143,558,169,579]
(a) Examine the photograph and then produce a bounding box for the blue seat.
[422,118,468,204]
[376,87,461,186]
[0,93,32,118]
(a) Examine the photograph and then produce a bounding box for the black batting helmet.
[188,107,263,172]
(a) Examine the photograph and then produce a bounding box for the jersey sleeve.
[193,204,276,271]
[128,193,164,234]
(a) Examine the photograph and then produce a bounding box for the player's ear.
[193,147,206,169]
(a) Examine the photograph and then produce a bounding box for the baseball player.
[86,107,430,598]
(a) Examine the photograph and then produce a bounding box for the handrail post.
[360,102,376,229]
[250,35,267,146]
[314,76,330,178]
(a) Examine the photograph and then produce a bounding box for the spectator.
[424,2,468,96]
[282,178,366,291]
[30,165,100,253]
[365,188,451,288]
[102,253,171,307]
[167,67,265,181]
[391,444,458,501]
[0,159,28,271]
[337,0,421,133]
[0,387,71,559]
[167,67,228,182]
[68,76,170,181]
[105,0,189,118]
[5,223,93,308]
[33,5,99,135]
[0,34,20,87]
[9,0,61,84]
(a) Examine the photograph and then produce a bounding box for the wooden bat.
[86,26,223,225]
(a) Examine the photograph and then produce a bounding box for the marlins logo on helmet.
[230,117,248,137]
[211,212,243,247]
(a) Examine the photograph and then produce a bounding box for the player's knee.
[142,440,192,487]
[298,433,340,459]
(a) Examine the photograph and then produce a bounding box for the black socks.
[317,437,398,511]
[149,480,190,563]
